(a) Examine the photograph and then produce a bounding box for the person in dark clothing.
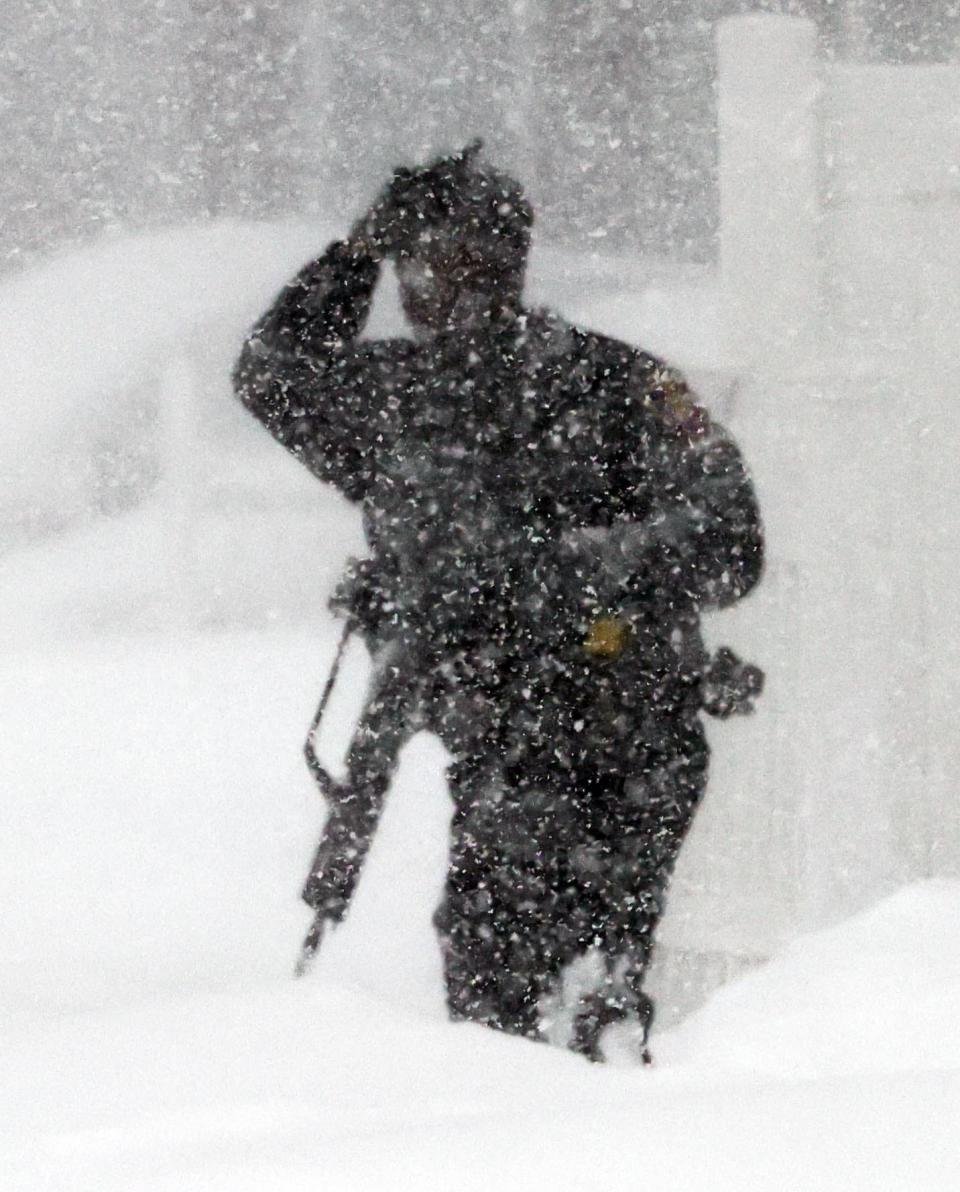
[234,143,764,1061]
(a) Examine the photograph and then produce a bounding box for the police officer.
[234,143,764,1061]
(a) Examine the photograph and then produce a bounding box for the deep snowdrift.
[3,869,958,1191]
[1,625,958,1191]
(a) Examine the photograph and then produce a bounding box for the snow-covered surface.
[0,220,331,446]
[2,609,959,1190]
[0,221,328,531]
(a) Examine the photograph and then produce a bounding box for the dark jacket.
[234,241,763,746]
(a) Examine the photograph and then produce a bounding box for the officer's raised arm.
[232,180,418,502]
[231,238,381,498]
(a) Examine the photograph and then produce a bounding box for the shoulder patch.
[644,366,709,438]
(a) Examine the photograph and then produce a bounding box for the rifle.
[295,628,425,976]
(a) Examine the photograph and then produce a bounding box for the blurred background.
[2,0,959,1027]
[6,0,960,270]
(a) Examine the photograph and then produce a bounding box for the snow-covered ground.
[3,223,958,1188]
[2,590,958,1191]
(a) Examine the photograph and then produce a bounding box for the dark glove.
[348,168,423,261]
[329,557,396,642]
[249,239,380,361]
[348,141,486,260]
[701,646,764,718]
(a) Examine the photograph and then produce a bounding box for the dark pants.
[433,709,708,1060]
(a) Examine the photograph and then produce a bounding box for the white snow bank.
[658,879,960,1078]
[1,621,958,1190]
[0,220,337,532]
[2,881,958,1192]
[0,490,365,644]
[0,219,331,451]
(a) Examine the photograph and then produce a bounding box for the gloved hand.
[347,141,487,261]
[701,646,764,717]
[329,557,395,642]
[348,167,422,261]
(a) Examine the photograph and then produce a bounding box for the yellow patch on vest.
[583,615,630,659]
[647,367,708,435]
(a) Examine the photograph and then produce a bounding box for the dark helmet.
[382,140,533,277]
